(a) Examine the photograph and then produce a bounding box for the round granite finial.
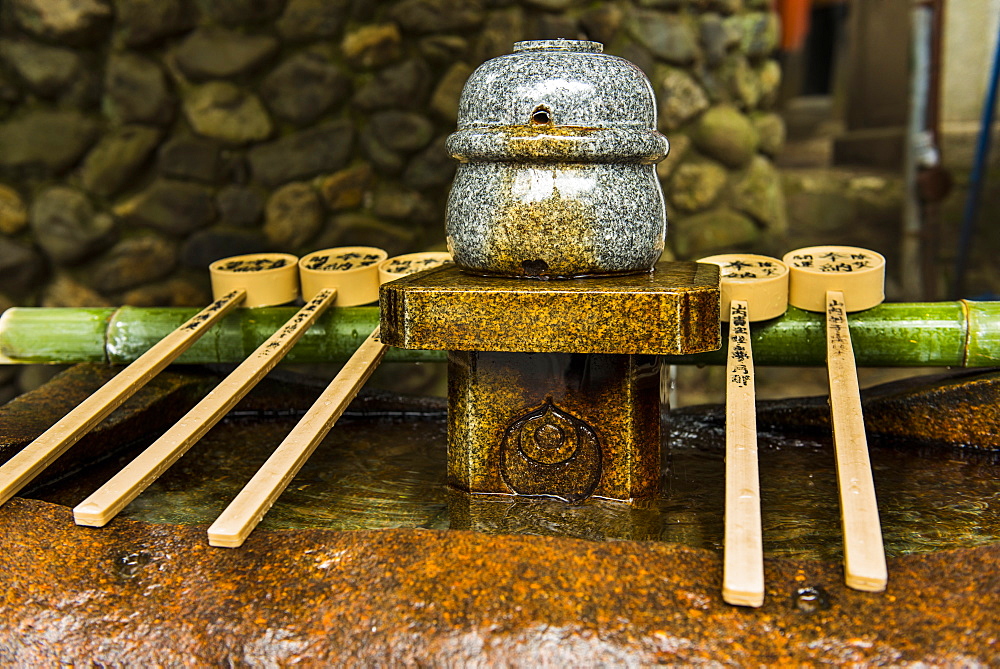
[512,40,604,53]
[445,41,670,279]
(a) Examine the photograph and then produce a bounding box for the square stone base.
[448,350,661,502]
[380,261,721,355]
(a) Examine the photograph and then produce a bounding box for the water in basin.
[24,396,999,561]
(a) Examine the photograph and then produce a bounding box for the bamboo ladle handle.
[0,253,300,508]
[73,247,388,527]
[700,254,789,607]
[208,251,452,548]
[207,326,387,547]
[783,245,888,592]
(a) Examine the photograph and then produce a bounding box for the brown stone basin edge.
[0,497,996,665]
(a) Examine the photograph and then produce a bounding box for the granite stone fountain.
[382,39,720,506]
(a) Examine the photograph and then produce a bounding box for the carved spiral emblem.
[500,400,602,502]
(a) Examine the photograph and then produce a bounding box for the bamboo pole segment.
[784,246,888,593]
[700,254,790,608]
[0,252,301,508]
[207,252,450,548]
[0,307,113,364]
[4,302,1000,367]
[73,247,387,528]
[100,306,439,365]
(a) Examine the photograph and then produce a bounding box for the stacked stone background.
[0,0,784,398]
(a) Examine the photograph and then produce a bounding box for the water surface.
[30,407,1000,561]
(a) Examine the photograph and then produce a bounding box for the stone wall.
[0,0,784,396]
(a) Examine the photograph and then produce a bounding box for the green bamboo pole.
[671,301,1000,367]
[0,307,112,364]
[0,307,440,365]
[102,306,441,365]
[2,302,999,367]
[965,300,1000,366]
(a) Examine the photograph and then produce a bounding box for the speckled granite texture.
[380,261,720,355]
[445,40,670,278]
[457,40,656,129]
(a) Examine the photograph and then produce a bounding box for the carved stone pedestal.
[448,350,660,501]
[381,261,720,502]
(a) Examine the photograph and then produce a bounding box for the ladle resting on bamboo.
[208,251,451,548]
[782,245,888,592]
[73,247,388,527]
[699,253,789,608]
[0,252,300,509]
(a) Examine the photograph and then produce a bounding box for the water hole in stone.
[24,408,1000,561]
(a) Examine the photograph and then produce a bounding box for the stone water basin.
[0,364,997,665]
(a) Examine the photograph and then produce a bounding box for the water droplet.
[112,551,152,580]
[791,586,831,613]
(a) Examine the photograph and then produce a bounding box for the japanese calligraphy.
[214,258,289,273]
[254,290,333,359]
[826,296,849,355]
[180,291,242,331]
[717,258,784,280]
[790,250,875,272]
[303,252,382,272]
[383,256,450,275]
[728,301,752,388]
